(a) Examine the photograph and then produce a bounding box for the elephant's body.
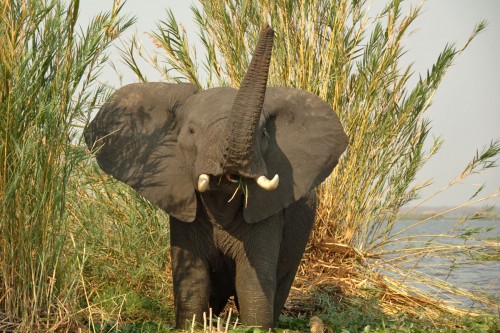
[170,189,316,327]
[84,27,348,329]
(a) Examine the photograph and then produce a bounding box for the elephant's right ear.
[84,82,199,222]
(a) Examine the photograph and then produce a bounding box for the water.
[378,219,499,307]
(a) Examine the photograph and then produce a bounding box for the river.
[378,218,499,307]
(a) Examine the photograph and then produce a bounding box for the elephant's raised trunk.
[222,25,274,179]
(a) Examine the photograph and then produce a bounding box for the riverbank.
[400,206,500,220]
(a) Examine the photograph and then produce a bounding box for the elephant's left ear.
[244,87,348,223]
[84,82,199,222]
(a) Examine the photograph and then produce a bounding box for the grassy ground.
[84,308,500,333]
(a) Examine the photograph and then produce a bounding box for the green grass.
[0,0,135,331]
[83,307,500,333]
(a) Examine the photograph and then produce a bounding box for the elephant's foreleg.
[235,264,276,328]
[274,191,316,323]
[171,246,210,329]
[234,217,284,328]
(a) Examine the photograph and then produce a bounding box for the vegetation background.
[0,0,498,332]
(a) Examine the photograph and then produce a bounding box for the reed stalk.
[0,0,132,330]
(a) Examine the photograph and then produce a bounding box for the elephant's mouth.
[224,174,240,184]
[197,173,279,193]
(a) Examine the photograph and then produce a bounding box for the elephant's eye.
[188,126,195,134]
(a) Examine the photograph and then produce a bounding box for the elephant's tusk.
[256,174,279,191]
[198,174,210,192]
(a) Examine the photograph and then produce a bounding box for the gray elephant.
[84,26,348,329]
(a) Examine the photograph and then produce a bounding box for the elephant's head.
[84,26,348,223]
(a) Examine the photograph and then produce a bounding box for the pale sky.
[78,0,500,208]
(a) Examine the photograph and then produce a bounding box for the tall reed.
[0,0,132,330]
[125,0,499,324]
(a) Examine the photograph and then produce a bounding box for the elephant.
[84,26,348,329]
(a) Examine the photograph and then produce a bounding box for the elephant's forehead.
[181,87,237,122]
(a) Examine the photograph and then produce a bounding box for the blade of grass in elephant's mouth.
[226,176,249,208]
